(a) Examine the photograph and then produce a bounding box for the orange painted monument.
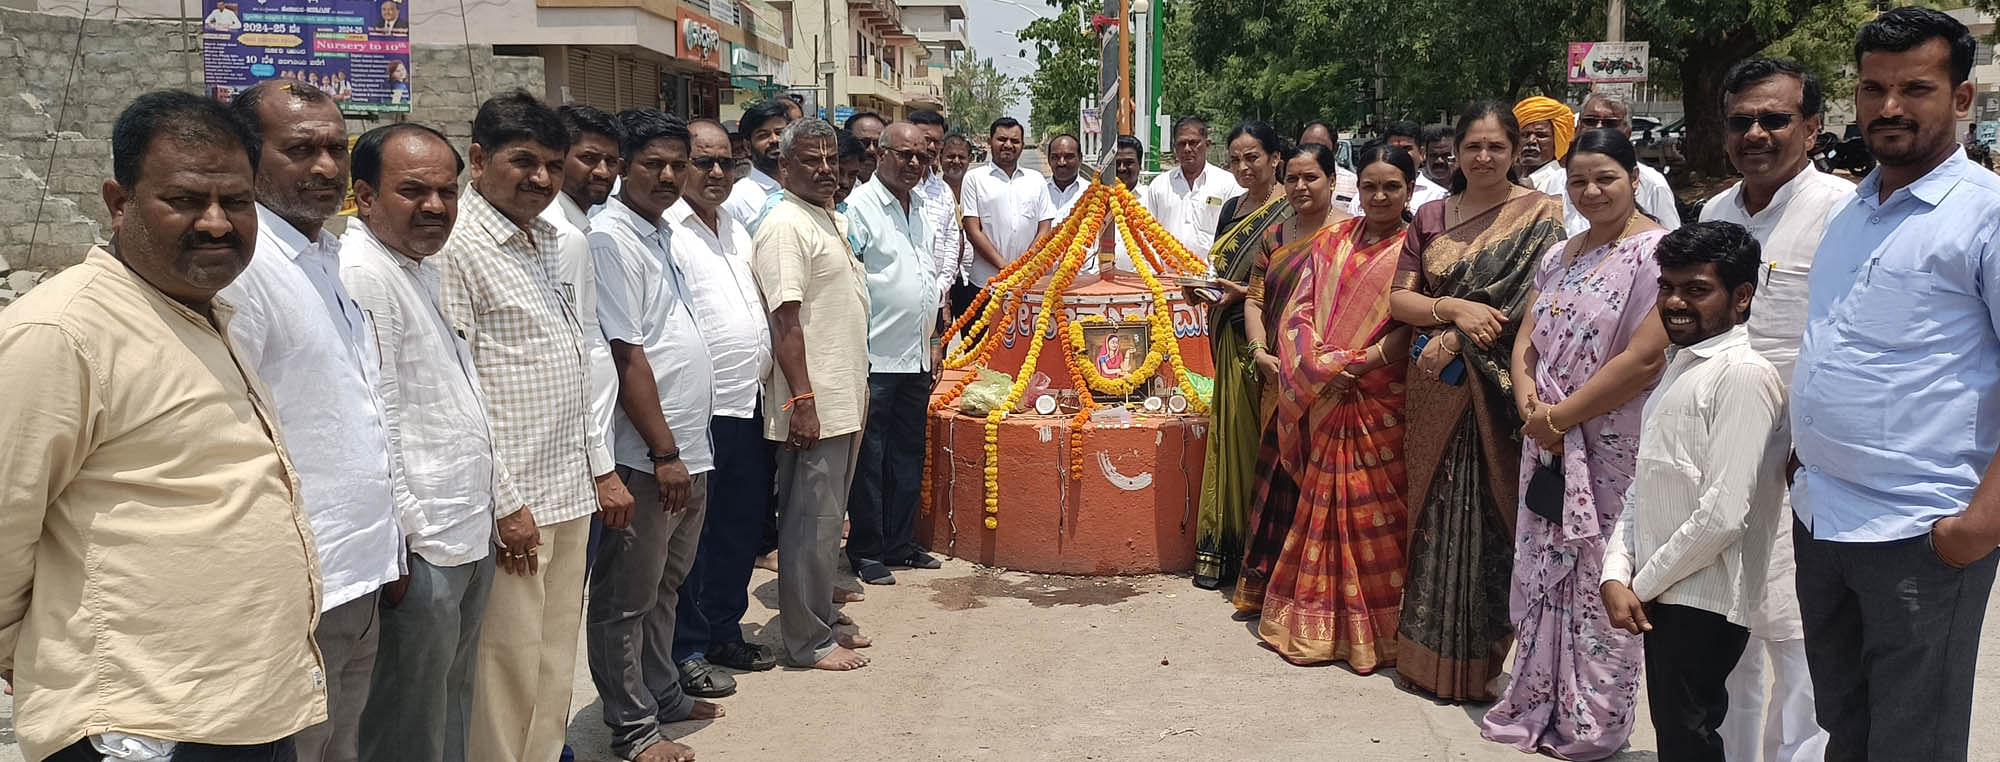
[919,179,1218,575]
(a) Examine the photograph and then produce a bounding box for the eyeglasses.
[885,147,929,166]
[1725,113,1797,134]
[1579,116,1625,129]
[689,156,731,173]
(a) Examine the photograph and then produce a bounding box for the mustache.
[1869,117,1918,132]
[411,212,449,227]
[297,178,342,192]
[180,229,244,252]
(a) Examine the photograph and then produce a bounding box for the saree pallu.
[1254,219,1410,672]
[1195,196,1295,586]
[1232,219,1323,614]
[1391,193,1565,703]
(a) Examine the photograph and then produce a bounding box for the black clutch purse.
[1525,456,1566,525]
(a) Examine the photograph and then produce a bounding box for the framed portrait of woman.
[1081,321,1149,403]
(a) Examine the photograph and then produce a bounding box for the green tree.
[945,49,1026,136]
[1019,0,1100,139]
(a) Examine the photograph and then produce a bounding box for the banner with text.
[200,0,413,113]
[1567,41,1649,84]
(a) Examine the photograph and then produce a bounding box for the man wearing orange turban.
[1513,95,1574,191]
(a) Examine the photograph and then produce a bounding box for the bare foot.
[754,551,778,572]
[687,700,726,720]
[811,645,870,670]
[835,611,854,626]
[833,588,865,603]
[838,631,873,649]
[633,739,696,762]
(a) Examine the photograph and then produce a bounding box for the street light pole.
[1133,0,1151,169]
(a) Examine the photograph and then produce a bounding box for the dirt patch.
[924,570,1144,611]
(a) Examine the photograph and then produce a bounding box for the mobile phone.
[1409,334,1467,386]
[1185,286,1225,304]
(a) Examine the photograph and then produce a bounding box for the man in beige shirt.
[752,118,873,672]
[0,90,325,761]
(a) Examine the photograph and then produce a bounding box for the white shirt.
[590,197,716,474]
[1141,163,1243,259]
[220,205,401,610]
[1349,171,1449,216]
[546,194,619,478]
[961,163,1055,283]
[848,176,936,373]
[919,172,965,300]
[723,166,782,232]
[1049,176,1087,221]
[1700,165,1850,641]
[1540,159,1683,234]
[1332,166,1359,210]
[340,220,516,568]
[665,199,770,418]
[1605,326,1788,629]
[204,7,239,29]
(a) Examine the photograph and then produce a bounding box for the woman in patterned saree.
[1480,129,1668,760]
[1225,142,1351,617]
[1254,145,1417,670]
[1388,101,1564,702]
[1193,120,1296,590]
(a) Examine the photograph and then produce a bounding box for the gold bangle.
[1430,296,1447,325]
[1545,411,1565,437]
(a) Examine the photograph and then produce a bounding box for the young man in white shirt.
[961,116,1054,288]
[1144,116,1244,259]
[585,109,723,762]
[219,79,402,762]
[1603,221,1787,762]
[1700,57,1843,762]
[1548,92,1683,231]
[722,100,791,231]
[907,107,960,315]
[667,119,780,682]
[339,124,512,762]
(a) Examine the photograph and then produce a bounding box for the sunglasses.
[885,147,929,166]
[1725,113,1797,134]
[1579,116,1624,129]
[689,156,732,172]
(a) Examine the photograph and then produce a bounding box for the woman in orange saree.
[1255,145,1418,671]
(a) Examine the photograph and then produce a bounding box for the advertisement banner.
[1567,41,1649,84]
[199,0,412,112]
[677,7,723,68]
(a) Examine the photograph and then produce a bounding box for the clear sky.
[967,0,1054,121]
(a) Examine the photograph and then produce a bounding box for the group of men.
[0,82,973,762]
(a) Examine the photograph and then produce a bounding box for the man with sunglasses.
[664,118,781,694]
[840,122,941,586]
[1696,56,1847,762]
[1539,91,1683,232]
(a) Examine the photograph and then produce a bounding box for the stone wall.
[0,5,545,280]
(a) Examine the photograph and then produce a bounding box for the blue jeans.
[672,415,775,663]
[844,371,930,568]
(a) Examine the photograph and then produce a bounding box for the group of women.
[1192,101,1674,760]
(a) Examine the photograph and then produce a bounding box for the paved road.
[6,559,2000,761]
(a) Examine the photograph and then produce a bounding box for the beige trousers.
[467,515,591,762]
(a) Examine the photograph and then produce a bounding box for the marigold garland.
[929,178,1208,529]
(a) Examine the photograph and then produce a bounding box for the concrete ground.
[8,558,1998,762]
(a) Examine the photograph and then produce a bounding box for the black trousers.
[49,738,296,762]
[948,283,981,322]
[1794,517,1999,762]
[1642,602,1749,762]
[844,372,930,569]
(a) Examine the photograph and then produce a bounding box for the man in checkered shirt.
[431,90,599,762]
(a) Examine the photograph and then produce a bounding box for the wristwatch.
[647,448,682,465]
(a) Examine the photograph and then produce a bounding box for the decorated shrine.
[919,177,1218,575]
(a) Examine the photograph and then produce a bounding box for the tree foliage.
[1018,0,1100,139]
[944,49,1026,136]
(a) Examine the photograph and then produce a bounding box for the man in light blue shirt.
[843,121,943,586]
[1789,9,2000,760]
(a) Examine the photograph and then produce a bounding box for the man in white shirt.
[1145,116,1244,260]
[938,132,978,316]
[722,100,791,231]
[1700,57,1844,762]
[585,109,723,762]
[1420,123,1456,192]
[1299,121,1358,208]
[1513,96,1574,196]
[339,124,513,762]
[961,116,1054,287]
[908,108,960,315]
[219,80,402,762]
[1604,221,1787,761]
[203,0,240,30]
[667,119,780,681]
[1546,92,1683,232]
[551,105,639,544]
[845,122,942,587]
[1047,133,1087,220]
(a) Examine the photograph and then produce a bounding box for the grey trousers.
[294,590,380,762]
[585,468,709,760]
[776,433,862,666]
[357,553,495,762]
[1795,518,2000,762]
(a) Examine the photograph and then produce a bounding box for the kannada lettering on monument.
[200,0,413,112]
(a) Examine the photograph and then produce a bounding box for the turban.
[1513,96,1575,161]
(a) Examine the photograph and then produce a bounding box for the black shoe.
[891,551,942,570]
[677,657,737,698]
[855,560,897,585]
[708,641,778,672]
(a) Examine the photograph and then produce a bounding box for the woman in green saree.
[1191,120,1296,590]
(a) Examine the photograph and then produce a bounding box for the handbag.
[1525,454,1566,524]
